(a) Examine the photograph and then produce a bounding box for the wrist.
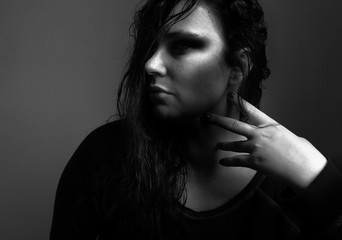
[291,154,327,192]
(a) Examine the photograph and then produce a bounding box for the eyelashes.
[169,40,192,55]
[168,39,206,56]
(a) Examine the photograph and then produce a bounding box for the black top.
[50,120,342,240]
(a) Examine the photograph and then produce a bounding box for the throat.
[183,166,256,212]
[182,113,255,211]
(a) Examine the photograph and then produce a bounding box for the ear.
[227,48,253,92]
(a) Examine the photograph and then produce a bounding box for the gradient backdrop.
[1,0,341,239]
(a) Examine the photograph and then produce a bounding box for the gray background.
[1,0,341,239]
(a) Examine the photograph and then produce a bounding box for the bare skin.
[211,92,327,192]
[183,91,328,210]
[145,2,327,211]
[145,2,257,211]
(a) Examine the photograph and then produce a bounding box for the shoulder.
[78,119,126,155]
[63,119,128,177]
[82,119,126,148]
[51,120,128,238]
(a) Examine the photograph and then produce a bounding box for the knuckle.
[249,141,262,154]
[230,119,239,131]
[249,155,260,168]
[261,124,283,140]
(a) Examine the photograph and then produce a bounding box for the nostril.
[145,59,156,75]
[144,49,166,77]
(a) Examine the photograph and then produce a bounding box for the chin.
[153,109,178,121]
[153,109,200,126]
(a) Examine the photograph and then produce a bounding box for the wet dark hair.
[204,0,270,116]
[114,0,270,238]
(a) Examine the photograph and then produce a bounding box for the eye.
[169,40,193,56]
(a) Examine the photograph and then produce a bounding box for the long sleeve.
[50,133,101,240]
[282,158,342,239]
[49,121,126,240]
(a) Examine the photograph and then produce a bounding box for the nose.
[145,49,167,77]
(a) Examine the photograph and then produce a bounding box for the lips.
[148,85,171,94]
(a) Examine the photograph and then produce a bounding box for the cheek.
[169,53,230,117]
[183,54,230,98]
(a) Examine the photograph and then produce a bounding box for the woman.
[50,0,342,239]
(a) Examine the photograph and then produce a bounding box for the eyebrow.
[162,30,205,41]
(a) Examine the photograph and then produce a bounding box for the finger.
[227,92,278,126]
[219,155,256,169]
[216,140,251,153]
[203,113,255,138]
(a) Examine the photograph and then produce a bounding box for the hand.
[206,92,327,191]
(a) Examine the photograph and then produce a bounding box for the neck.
[185,105,245,172]
[180,106,257,211]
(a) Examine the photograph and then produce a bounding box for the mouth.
[148,85,172,95]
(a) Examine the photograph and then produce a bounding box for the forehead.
[166,2,224,39]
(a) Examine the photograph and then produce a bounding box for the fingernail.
[219,159,226,165]
[227,91,236,100]
[200,112,211,124]
[216,142,224,148]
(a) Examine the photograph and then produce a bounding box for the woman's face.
[145,2,233,121]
